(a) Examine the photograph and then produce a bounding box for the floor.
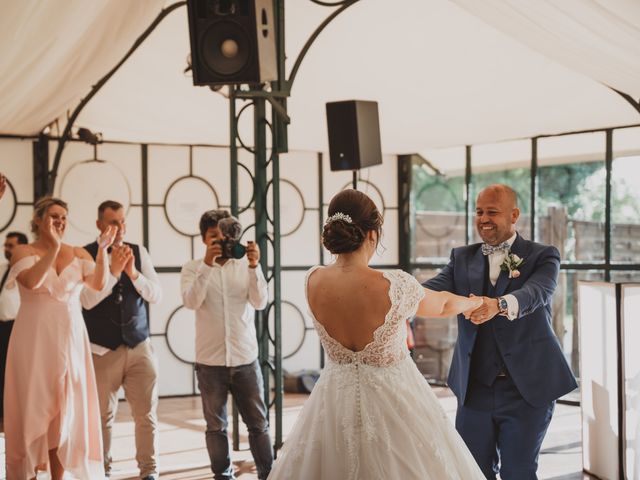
[102,388,598,480]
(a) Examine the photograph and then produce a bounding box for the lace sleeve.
[397,271,425,318]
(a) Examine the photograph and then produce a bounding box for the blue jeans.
[196,360,273,480]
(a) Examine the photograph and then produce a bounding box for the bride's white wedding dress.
[268,267,485,480]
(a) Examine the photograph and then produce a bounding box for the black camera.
[215,238,246,259]
[216,217,246,259]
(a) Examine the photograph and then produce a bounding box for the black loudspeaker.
[326,100,383,171]
[186,0,277,85]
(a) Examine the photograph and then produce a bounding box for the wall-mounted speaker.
[326,100,383,171]
[186,0,277,85]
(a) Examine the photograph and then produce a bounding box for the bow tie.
[481,241,510,256]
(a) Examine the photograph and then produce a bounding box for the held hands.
[246,241,260,268]
[464,294,500,325]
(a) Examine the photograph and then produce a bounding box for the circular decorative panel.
[164,176,219,236]
[268,300,307,359]
[166,306,196,364]
[59,160,131,234]
[267,180,306,237]
[0,179,18,232]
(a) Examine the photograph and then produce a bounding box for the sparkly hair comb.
[325,212,353,224]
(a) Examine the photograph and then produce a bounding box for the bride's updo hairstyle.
[322,189,383,254]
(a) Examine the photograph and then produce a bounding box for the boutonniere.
[500,253,524,278]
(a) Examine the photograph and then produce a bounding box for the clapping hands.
[110,244,132,277]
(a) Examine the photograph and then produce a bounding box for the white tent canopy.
[1,0,639,153]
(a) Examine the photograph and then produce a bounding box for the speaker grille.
[200,20,252,77]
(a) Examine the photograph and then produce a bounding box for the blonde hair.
[31,197,68,235]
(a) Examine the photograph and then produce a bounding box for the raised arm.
[416,288,482,318]
[13,218,59,289]
[125,245,162,304]
[81,226,116,291]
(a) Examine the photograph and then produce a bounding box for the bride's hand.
[98,225,117,250]
[462,294,484,320]
[41,216,62,251]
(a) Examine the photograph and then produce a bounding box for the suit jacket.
[423,233,577,407]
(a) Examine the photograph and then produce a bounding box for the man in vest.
[81,200,162,480]
[423,184,577,480]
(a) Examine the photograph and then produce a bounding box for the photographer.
[181,209,273,480]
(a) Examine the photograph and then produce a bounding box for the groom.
[423,184,577,480]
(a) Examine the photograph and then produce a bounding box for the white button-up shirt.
[0,262,20,321]
[487,233,519,320]
[181,257,269,367]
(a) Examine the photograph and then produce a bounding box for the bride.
[268,189,485,480]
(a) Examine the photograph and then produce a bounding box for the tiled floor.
[104,388,597,480]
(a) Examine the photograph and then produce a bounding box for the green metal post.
[230,87,239,217]
[397,154,413,273]
[32,134,49,201]
[253,97,270,410]
[271,0,286,452]
[229,88,241,451]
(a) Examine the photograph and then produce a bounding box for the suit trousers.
[456,375,554,480]
[92,340,159,477]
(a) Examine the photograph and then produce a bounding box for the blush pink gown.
[3,255,104,479]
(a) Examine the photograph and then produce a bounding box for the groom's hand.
[465,295,499,324]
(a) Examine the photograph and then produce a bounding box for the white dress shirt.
[0,262,20,321]
[487,233,519,320]
[80,244,162,354]
[181,257,269,367]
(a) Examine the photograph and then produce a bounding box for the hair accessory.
[325,212,353,224]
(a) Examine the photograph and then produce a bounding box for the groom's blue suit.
[423,233,577,479]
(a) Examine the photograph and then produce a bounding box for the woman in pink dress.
[4,197,115,480]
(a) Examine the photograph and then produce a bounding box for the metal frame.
[410,123,640,280]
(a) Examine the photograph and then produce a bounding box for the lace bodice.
[305,267,425,367]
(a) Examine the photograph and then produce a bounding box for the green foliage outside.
[412,160,640,223]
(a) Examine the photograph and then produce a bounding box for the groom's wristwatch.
[497,296,509,316]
